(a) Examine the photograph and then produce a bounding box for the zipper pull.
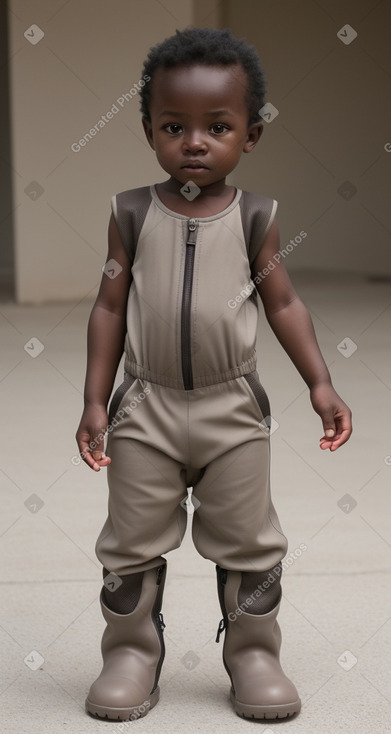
[158,611,166,631]
[187,218,198,244]
[215,617,226,643]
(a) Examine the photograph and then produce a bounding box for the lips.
[181,161,208,169]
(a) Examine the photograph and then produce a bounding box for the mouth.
[181,161,208,170]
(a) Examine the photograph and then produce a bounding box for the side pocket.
[243,371,271,426]
[108,372,136,426]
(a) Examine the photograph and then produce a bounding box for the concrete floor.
[1,270,390,734]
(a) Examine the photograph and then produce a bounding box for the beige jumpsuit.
[95,185,288,576]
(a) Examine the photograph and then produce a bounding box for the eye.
[164,124,183,135]
[210,123,229,134]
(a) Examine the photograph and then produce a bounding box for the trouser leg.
[189,410,298,718]
[191,438,288,571]
[89,382,193,720]
[95,437,189,575]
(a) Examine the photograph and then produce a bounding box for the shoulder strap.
[111,185,152,263]
[239,190,278,268]
[111,186,277,270]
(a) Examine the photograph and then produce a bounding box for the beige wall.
[6,0,391,304]
[8,0,194,304]
[224,0,391,276]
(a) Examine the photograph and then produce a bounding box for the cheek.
[154,134,178,153]
[220,140,243,161]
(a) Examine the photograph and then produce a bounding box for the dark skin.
[75,62,352,470]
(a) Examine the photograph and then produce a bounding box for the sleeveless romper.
[95,184,288,575]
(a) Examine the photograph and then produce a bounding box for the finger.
[77,440,110,471]
[320,427,351,451]
[83,452,111,471]
[82,448,102,471]
[325,428,336,438]
[91,448,105,461]
[329,414,352,448]
[319,439,333,450]
[329,428,352,450]
[76,439,100,469]
[321,421,336,439]
[91,456,112,470]
[91,449,111,469]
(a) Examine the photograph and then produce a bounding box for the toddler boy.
[76,26,352,722]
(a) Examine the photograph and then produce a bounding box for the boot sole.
[85,685,159,721]
[230,688,301,719]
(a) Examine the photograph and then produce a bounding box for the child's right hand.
[75,405,112,471]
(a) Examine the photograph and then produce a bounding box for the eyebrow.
[158,109,235,118]
[206,109,235,116]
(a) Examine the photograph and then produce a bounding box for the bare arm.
[251,219,352,450]
[75,213,132,470]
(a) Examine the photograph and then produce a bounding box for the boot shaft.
[86,561,168,720]
[100,562,167,695]
[215,565,282,656]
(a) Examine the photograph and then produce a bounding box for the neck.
[160,176,229,199]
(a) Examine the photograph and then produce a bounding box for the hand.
[75,404,112,471]
[309,382,352,451]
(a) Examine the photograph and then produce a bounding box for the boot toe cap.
[88,674,148,709]
[236,674,299,707]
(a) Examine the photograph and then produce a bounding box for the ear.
[243,122,263,153]
[142,116,155,150]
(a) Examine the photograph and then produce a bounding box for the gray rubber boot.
[215,565,301,720]
[86,562,167,721]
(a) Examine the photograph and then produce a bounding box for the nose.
[182,130,207,154]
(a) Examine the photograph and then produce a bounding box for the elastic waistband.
[124,354,257,390]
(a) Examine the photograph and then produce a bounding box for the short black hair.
[139,27,266,126]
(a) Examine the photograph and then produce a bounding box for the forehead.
[149,63,248,115]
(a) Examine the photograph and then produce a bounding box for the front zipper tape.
[181,218,199,390]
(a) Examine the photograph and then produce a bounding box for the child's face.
[142,63,263,189]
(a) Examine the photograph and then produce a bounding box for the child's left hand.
[309,382,352,451]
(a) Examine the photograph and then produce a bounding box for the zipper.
[151,563,167,694]
[156,564,163,585]
[181,218,199,390]
[215,617,226,643]
[215,566,228,643]
[215,566,236,693]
